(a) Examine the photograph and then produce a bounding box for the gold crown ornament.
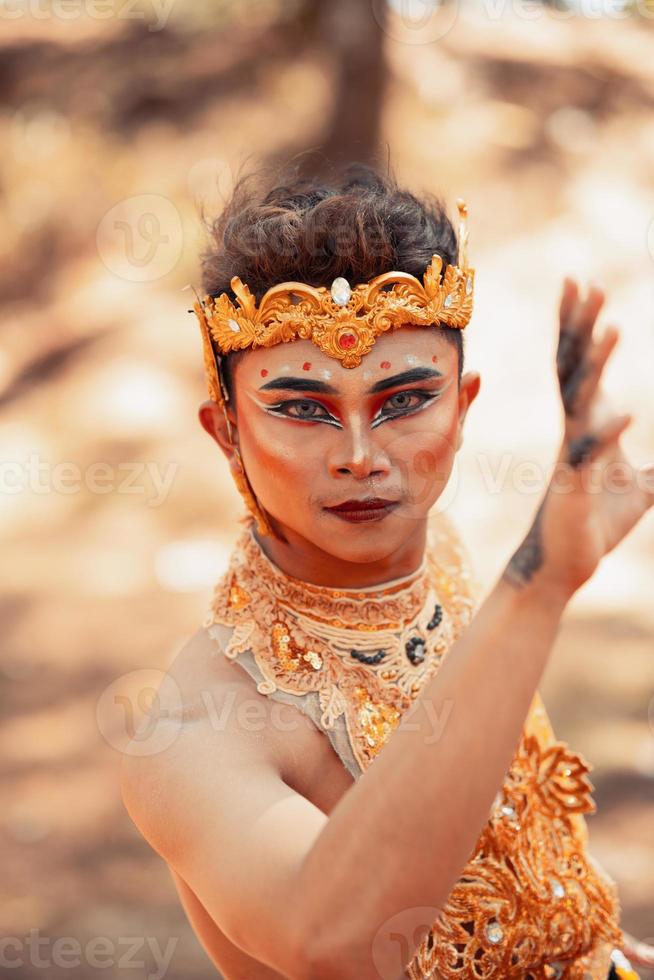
[190,197,474,537]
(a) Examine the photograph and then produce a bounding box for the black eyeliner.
[262,389,440,427]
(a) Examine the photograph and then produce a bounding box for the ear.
[455,371,481,451]
[198,400,238,463]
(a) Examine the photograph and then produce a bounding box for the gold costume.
[203,512,634,980]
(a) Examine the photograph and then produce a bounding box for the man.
[121,161,652,979]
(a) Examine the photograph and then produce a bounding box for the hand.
[504,278,654,600]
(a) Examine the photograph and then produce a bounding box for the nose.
[326,417,392,480]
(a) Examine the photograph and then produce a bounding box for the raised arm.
[290,279,654,978]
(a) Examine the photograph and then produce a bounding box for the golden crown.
[192,198,474,405]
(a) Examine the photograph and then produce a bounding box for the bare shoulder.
[119,625,287,859]
[119,628,332,975]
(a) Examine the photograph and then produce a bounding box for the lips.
[325,497,398,512]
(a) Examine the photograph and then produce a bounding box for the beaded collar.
[205,513,477,770]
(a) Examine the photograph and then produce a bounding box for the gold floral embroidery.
[407,730,623,979]
[204,513,623,978]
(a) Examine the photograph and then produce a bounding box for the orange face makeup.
[225,325,475,578]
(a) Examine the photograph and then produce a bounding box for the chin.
[311,511,421,563]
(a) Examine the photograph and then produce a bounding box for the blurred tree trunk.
[316,0,388,167]
[269,0,389,174]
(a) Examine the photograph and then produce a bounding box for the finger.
[557,322,586,417]
[565,413,632,469]
[558,277,578,327]
[557,283,601,417]
[563,326,620,422]
[573,282,606,344]
[557,284,612,418]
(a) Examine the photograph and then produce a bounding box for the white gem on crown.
[228,318,240,333]
[330,277,352,306]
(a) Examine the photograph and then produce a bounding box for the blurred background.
[1,0,653,976]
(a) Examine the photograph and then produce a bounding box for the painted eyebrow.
[258,366,444,396]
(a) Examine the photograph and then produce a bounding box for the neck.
[252,518,429,589]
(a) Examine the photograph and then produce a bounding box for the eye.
[270,399,334,421]
[379,390,434,417]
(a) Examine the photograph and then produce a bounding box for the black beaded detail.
[350,648,387,665]
[426,603,443,631]
[405,636,426,665]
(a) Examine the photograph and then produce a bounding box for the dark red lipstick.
[323,497,400,523]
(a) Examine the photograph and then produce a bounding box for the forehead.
[234,326,456,385]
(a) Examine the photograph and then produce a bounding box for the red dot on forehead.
[302,361,312,371]
[432,355,438,363]
[260,369,268,377]
[380,360,391,369]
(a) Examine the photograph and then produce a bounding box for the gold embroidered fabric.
[203,511,624,979]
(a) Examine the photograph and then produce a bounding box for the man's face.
[219,326,479,565]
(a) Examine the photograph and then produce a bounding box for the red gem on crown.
[338,332,357,350]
